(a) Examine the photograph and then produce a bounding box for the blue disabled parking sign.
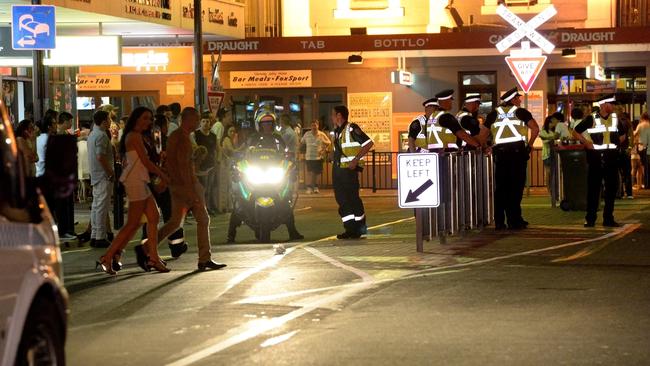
[11,5,56,50]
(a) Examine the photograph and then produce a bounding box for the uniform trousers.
[333,165,366,234]
[493,142,528,227]
[586,150,619,224]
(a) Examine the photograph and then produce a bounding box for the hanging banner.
[347,92,392,152]
[229,70,312,89]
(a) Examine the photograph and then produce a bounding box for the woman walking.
[97,107,170,275]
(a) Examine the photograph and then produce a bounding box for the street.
[63,191,650,365]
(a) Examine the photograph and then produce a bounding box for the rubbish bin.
[557,145,588,211]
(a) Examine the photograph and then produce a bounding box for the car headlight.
[244,166,285,185]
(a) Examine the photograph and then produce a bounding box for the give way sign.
[505,56,547,93]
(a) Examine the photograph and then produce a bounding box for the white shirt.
[300,130,331,161]
[636,121,650,156]
[211,121,224,141]
[35,133,48,177]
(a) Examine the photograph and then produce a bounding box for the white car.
[0,103,68,365]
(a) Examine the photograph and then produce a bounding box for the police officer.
[408,97,438,153]
[227,103,304,242]
[457,93,490,149]
[572,94,621,227]
[331,105,374,239]
[427,89,480,152]
[484,87,539,230]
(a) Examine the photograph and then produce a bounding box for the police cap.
[596,94,616,105]
[435,89,454,101]
[463,93,482,104]
[500,87,521,102]
[422,98,438,107]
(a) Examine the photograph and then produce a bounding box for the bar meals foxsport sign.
[229,70,312,89]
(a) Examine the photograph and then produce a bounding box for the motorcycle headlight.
[244,166,285,185]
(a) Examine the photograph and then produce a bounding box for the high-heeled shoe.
[134,245,150,272]
[95,256,116,275]
[146,258,170,273]
[112,250,124,272]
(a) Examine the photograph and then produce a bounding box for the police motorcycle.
[230,102,299,243]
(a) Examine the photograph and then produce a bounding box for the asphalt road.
[62,191,650,365]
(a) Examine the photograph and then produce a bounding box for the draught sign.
[398,153,440,209]
[505,56,547,93]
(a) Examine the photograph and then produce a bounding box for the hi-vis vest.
[455,110,474,147]
[491,106,527,145]
[413,114,428,149]
[427,111,458,150]
[338,124,365,168]
[586,112,618,150]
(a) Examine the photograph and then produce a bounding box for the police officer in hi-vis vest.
[572,94,621,227]
[427,89,480,152]
[331,105,374,239]
[457,93,490,149]
[408,97,438,153]
[484,87,539,230]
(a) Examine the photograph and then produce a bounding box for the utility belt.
[492,140,526,154]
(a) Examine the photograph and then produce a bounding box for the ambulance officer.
[572,94,621,227]
[484,87,539,230]
[331,105,374,239]
[408,97,438,153]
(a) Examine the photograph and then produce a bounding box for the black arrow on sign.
[405,179,434,203]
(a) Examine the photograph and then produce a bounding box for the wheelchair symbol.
[16,14,50,48]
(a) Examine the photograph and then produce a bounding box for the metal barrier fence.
[414,150,494,251]
[297,148,545,191]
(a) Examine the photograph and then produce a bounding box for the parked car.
[0,101,68,366]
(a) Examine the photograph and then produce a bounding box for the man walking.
[157,107,226,271]
[331,105,373,239]
[484,87,539,230]
[572,94,623,227]
[88,110,114,248]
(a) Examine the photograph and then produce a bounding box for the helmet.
[254,101,278,132]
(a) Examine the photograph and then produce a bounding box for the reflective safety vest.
[491,106,527,145]
[338,124,365,168]
[455,110,474,147]
[413,114,428,149]
[427,111,458,150]
[586,112,618,150]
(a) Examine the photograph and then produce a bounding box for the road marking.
[260,330,300,348]
[61,248,91,254]
[295,206,312,212]
[303,246,374,282]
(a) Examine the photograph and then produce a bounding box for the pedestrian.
[569,107,589,142]
[15,119,38,177]
[300,119,331,194]
[427,90,480,152]
[635,112,650,188]
[219,126,241,213]
[484,87,540,230]
[135,113,188,269]
[226,104,303,243]
[554,111,572,140]
[157,107,227,271]
[167,102,181,136]
[572,94,622,227]
[193,113,219,214]
[408,98,437,153]
[617,112,634,199]
[97,107,170,275]
[87,110,114,248]
[539,115,560,205]
[279,113,299,161]
[331,105,374,239]
[53,112,78,241]
[456,93,490,149]
[631,119,644,190]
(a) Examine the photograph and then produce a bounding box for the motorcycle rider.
[226,103,304,243]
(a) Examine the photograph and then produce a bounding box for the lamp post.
[194,0,204,113]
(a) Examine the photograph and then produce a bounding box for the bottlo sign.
[397,153,440,209]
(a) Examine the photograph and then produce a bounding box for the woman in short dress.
[97,107,170,275]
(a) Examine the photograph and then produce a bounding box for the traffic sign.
[207,90,225,114]
[495,4,556,54]
[11,5,56,50]
[398,153,440,209]
[505,56,547,93]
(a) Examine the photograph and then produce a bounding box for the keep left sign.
[398,153,440,209]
